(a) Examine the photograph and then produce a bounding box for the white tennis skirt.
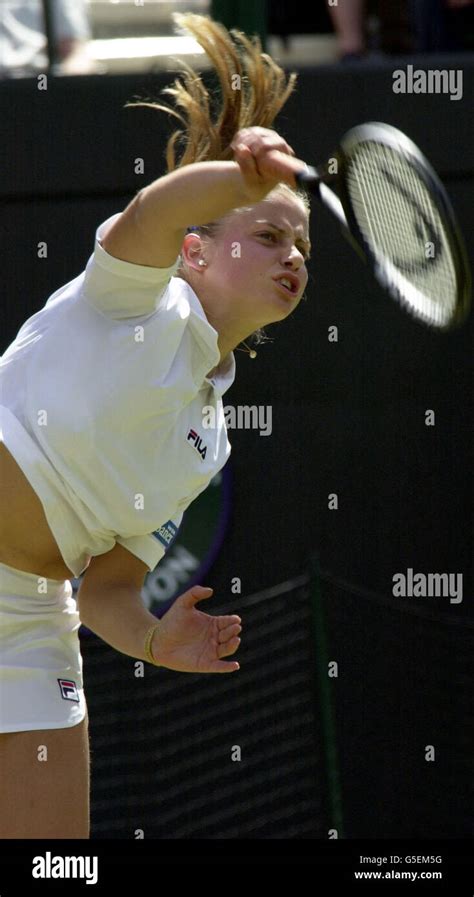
[0,561,86,732]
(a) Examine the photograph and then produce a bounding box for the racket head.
[335,122,471,330]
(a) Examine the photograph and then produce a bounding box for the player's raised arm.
[100,10,307,270]
[102,139,307,269]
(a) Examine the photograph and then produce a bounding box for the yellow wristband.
[144,622,160,666]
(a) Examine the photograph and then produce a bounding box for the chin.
[274,300,297,319]
[263,311,291,328]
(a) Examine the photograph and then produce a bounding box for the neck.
[182,275,260,373]
[209,316,260,367]
[207,344,233,380]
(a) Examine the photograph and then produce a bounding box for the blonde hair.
[127,12,310,347]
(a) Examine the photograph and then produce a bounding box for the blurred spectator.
[0,0,97,77]
[327,0,413,61]
[327,0,473,60]
[327,0,366,60]
[409,0,474,51]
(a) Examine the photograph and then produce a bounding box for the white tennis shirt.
[0,213,236,578]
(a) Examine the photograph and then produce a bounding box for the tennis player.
[0,14,311,838]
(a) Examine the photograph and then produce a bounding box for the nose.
[282,245,305,269]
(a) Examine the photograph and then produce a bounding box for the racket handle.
[295,165,320,191]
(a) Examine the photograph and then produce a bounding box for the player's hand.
[151,585,242,673]
[231,126,308,202]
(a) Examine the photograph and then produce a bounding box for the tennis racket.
[295,122,471,330]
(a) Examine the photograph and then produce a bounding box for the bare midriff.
[0,442,89,581]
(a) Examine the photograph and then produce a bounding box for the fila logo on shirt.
[58,679,80,702]
[187,427,207,460]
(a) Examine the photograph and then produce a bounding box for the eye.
[258,232,310,261]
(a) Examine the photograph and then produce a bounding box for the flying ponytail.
[126,12,299,173]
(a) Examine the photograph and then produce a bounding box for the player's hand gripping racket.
[295,122,471,329]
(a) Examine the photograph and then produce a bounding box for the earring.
[198,259,207,267]
[236,340,257,359]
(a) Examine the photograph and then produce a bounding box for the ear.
[181,233,207,272]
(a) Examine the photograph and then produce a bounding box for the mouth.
[273,276,299,298]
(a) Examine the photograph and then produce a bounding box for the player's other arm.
[77,542,242,672]
[77,543,158,664]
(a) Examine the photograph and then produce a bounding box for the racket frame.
[296,122,471,329]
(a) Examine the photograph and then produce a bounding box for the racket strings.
[346,142,457,325]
